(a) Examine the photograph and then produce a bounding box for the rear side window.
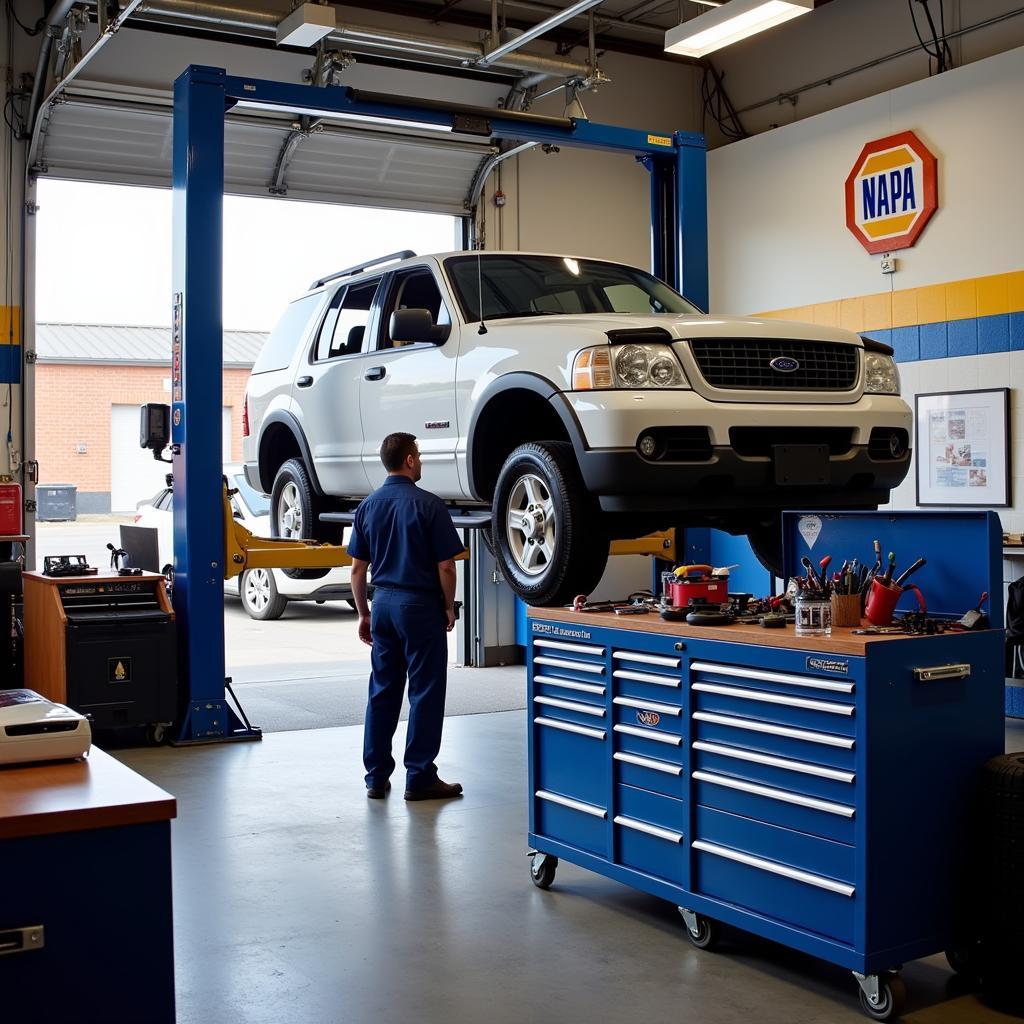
[252,293,323,374]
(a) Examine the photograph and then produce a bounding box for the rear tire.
[491,441,607,607]
[270,457,335,580]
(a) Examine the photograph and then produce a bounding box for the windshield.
[444,255,701,323]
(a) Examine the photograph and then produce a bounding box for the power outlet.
[880,254,898,275]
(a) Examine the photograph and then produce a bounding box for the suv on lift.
[242,250,912,606]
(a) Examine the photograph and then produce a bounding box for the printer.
[0,690,92,766]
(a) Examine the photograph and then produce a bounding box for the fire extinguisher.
[0,477,22,535]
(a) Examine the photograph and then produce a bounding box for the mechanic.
[348,432,465,801]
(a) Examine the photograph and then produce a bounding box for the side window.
[383,271,450,349]
[252,292,323,374]
[313,278,380,361]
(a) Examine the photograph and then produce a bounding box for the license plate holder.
[772,444,829,486]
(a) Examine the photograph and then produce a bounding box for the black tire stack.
[974,753,1024,1012]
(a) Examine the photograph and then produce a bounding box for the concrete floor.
[111,712,1024,1024]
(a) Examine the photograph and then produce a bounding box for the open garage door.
[110,404,231,512]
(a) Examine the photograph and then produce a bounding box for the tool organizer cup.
[831,593,862,628]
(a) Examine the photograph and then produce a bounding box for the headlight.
[864,353,900,394]
[614,344,688,388]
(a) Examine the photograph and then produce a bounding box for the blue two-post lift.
[170,64,708,743]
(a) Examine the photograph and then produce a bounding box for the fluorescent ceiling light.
[664,0,813,58]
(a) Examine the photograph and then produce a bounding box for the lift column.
[171,66,256,742]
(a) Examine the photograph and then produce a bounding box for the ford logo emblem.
[770,356,800,373]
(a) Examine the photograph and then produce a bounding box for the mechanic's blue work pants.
[363,588,449,791]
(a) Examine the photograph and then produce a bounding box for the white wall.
[708,45,1024,315]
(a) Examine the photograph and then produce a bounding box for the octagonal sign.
[845,131,938,254]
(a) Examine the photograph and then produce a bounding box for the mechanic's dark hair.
[380,432,418,472]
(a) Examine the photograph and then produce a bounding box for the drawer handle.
[536,789,607,818]
[693,770,855,818]
[614,815,684,844]
[534,639,606,656]
[613,651,681,669]
[614,751,683,776]
[613,669,680,688]
[913,663,971,682]
[693,682,855,716]
[534,656,604,676]
[690,661,855,694]
[534,695,605,718]
[614,724,683,746]
[535,717,605,740]
[692,741,855,783]
[613,696,681,717]
[692,711,855,750]
[0,926,45,956]
[692,841,856,898]
[535,676,606,696]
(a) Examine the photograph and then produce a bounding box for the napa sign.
[845,131,938,254]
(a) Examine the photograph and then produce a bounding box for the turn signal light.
[572,347,613,390]
[242,394,250,437]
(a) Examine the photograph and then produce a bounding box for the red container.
[0,481,21,535]
[669,565,729,607]
[864,577,927,627]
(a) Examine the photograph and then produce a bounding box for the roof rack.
[310,250,417,290]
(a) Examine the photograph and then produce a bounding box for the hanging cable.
[5,0,42,35]
[909,0,942,74]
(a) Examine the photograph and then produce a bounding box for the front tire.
[270,457,335,580]
[491,441,607,607]
[240,568,288,620]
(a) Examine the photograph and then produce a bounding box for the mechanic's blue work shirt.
[347,476,464,595]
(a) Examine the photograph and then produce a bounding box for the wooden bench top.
[0,747,176,840]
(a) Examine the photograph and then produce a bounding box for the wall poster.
[915,388,1010,507]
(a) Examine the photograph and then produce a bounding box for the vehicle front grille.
[689,338,859,391]
[729,427,853,457]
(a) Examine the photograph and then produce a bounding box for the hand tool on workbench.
[894,558,926,588]
[882,551,897,584]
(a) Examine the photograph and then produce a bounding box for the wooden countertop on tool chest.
[0,748,176,840]
[22,570,168,585]
[528,606,971,656]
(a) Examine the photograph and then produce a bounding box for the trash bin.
[36,484,77,522]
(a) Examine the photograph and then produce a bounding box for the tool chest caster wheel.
[945,941,983,983]
[678,908,719,950]
[530,853,558,889]
[146,724,167,746]
[854,972,905,1021]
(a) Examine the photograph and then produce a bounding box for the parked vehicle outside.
[242,250,912,605]
[134,465,354,620]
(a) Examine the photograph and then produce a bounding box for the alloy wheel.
[278,482,303,539]
[244,568,272,612]
[506,473,555,576]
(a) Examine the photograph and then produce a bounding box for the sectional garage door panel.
[42,96,484,215]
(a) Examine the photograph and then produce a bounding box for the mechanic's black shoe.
[367,781,391,799]
[404,779,463,801]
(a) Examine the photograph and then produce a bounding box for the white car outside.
[133,466,354,620]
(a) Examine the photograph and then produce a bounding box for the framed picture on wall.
[915,388,1011,507]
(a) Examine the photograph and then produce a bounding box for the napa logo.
[845,131,938,254]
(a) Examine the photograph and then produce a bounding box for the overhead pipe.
[467,140,538,206]
[26,0,78,139]
[477,0,605,66]
[138,0,597,78]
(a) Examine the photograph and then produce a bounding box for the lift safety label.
[845,131,938,254]
[647,134,672,148]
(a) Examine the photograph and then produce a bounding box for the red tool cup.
[865,577,927,627]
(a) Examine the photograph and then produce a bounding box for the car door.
[296,277,382,497]
[358,266,463,497]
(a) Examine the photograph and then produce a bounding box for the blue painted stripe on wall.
[0,345,20,384]
[865,315,1022,362]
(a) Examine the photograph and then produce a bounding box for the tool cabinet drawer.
[689,659,857,705]
[533,693,608,730]
[693,768,855,844]
[611,648,683,703]
[535,791,607,858]
[612,695,682,740]
[693,837,856,945]
[691,682,855,738]
[615,817,686,887]
[617,783,684,832]
[691,710,856,772]
[531,637,608,688]
[613,722,684,764]
[533,716,607,807]
[613,750,684,800]
[691,739,855,805]
[534,673,606,708]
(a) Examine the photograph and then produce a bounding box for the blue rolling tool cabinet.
[526,511,1004,1021]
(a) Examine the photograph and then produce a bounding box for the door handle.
[296,375,313,388]
[365,366,386,381]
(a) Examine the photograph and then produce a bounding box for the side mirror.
[389,308,434,345]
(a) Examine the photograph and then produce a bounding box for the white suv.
[243,250,911,606]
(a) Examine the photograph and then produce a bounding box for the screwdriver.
[894,557,926,588]
[882,551,896,584]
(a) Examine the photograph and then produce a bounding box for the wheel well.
[471,391,571,500]
[258,423,302,493]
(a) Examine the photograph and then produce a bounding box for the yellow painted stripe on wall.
[0,306,20,345]
[753,270,1024,332]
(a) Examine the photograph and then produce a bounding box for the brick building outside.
[35,324,266,513]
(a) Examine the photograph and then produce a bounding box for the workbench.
[526,510,1005,1020]
[0,748,176,1023]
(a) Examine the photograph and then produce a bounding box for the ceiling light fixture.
[664,0,813,58]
